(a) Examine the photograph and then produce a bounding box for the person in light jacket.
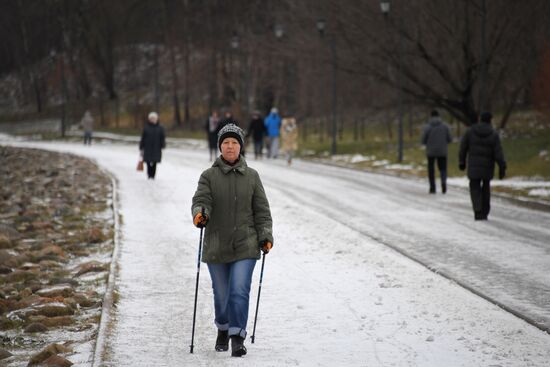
[421,109,452,194]
[80,110,94,145]
[139,112,166,179]
[280,117,298,165]
[192,122,274,357]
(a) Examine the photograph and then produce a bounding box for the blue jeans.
[207,259,256,338]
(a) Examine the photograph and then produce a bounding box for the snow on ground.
[325,152,550,200]
[1,136,550,367]
[448,176,550,198]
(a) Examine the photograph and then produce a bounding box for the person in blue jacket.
[264,107,282,158]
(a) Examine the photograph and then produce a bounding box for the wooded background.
[1,0,550,130]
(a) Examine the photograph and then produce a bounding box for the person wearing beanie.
[459,112,507,220]
[191,122,273,357]
[421,109,452,194]
[139,111,166,179]
[217,123,245,153]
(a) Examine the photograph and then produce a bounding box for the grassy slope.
[296,114,550,180]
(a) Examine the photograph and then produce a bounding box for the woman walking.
[191,122,273,357]
[139,112,166,179]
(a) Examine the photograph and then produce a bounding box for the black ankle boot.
[215,330,229,352]
[231,336,247,357]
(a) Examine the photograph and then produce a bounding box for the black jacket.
[459,122,506,180]
[139,122,166,163]
[247,117,266,142]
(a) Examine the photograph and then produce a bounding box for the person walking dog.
[191,122,274,357]
[459,112,506,220]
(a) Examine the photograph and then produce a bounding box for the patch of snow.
[528,188,550,197]
[372,159,390,167]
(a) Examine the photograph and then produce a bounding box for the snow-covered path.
[3,138,550,367]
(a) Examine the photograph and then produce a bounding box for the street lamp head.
[231,32,239,49]
[316,18,326,36]
[380,0,390,14]
[274,24,284,39]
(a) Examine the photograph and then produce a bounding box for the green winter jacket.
[191,156,273,263]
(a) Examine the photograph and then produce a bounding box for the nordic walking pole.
[251,251,267,344]
[190,208,205,354]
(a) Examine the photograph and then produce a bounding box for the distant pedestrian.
[223,110,233,120]
[80,110,94,145]
[264,107,281,158]
[191,123,273,357]
[216,109,234,132]
[421,110,452,193]
[139,112,166,180]
[459,112,506,220]
[206,110,220,161]
[246,110,266,159]
[280,117,298,165]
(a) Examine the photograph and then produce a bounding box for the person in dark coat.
[246,110,266,159]
[139,112,166,179]
[459,112,506,220]
[206,110,220,161]
[421,109,452,193]
[192,123,273,357]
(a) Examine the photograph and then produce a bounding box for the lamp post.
[274,23,284,39]
[230,32,240,112]
[316,18,337,156]
[274,23,296,115]
[380,0,404,163]
[479,0,487,114]
[230,33,239,50]
[50,49,67,138]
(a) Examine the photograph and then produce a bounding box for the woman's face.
[221,137,241,163]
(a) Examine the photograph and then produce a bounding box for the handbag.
[136,160,144,171]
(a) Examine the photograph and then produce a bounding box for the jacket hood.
[212,155,247,174]
[471,122,494,138]
[429,117,442,126]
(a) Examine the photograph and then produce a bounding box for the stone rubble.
[0,146,114,366]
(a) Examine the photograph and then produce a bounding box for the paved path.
[3,138,549,367]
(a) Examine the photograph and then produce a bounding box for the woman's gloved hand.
[193,212,208,228]
[259,239,273,254]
